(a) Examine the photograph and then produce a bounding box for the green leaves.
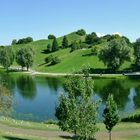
[56,72,100,139]
[99,38,132,71]
[103,94,119,140]
[16,47,34,71]
[0,46,14,70]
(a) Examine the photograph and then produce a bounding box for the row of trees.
[56,71,119,140]
[12,37,33,45]
[47,35,69,52]
[0,46,34,71]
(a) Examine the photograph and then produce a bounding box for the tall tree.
[0,47,14,71]
[52,38,59,51]
[99,38,132,71]
[62,36,69,48]
[16,48,34,71]
[103,94,119,140]
[55,71,100,139]
[133,38,140,69]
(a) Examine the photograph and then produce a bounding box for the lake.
[0,71,140,122]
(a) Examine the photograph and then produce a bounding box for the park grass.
[9,32,132,73]
[0,117,140,140]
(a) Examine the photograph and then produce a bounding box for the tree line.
[0,46,34,71]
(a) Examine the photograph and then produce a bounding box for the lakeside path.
[0,123,140,140]
[1,66,140,76]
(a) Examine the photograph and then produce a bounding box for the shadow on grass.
[3,136,29,140]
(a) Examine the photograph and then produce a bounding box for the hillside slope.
[10,32,131,73]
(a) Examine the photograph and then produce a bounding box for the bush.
[48,34,56,39]
[51,56,61,65]
[76,29,86,36]
[121,112,140,122]
[45,55,61,65]
[45,55,53,63]
[16,37,33,44]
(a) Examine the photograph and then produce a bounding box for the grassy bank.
[0,117,139,140]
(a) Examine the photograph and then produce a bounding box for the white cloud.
[96,32,105,37]
[112,32,122,36]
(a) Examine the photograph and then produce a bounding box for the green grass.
[0,117,139,140]
[9,32,132,73]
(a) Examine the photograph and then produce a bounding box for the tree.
[62,36,69,48]
[0,84,13,115]
[48,34,56,40]
[76,29,86,36]
[103,94,119,140]
[11,39,17,45]
[70,41,80,52]
[45,55,53,63]
[0,47,14,71]
[85,32,99,45]
[45,55,61,65]
[47,44,52,52]
[16,48,34,71]
[133,38,140,69]
[55,71,100,139]
[16,37,33,44]
[52,38,59,51]
[99,38,132,71]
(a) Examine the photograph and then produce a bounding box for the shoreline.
[1,66,140,77]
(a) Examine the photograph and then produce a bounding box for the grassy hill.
[10,32,132,73]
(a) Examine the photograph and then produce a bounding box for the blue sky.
[0,0,140,45]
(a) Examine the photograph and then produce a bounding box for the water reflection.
[16,75,36,100]
[95,79,129,109]
[1,71,140,122]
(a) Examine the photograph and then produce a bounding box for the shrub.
[51,56,61,65]
[45,55,53,63]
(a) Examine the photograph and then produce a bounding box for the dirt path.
[0,123,72,139]
[0,123,140,139]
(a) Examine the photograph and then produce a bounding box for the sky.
[0,0,140,45]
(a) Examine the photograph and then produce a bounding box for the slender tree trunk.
[109,131,111,140]
[74,130,77,135]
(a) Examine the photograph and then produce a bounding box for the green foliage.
[62,36,69,48]
[70,41,80,52]
[55,72,100,139]
[45,55,53,63]
[46,44,52,52]
[85,32,100,45]
[133,39,140,69]
[51,56,61,65]
[91,45,100,55]
[103,94,119,140]
[52,38,59,52]
[45,55,61,65]
[0,47,14,70]
[0,84,13,114]
[76,29,86,36]
[16,37,33,44]
[121,112,140,122]
[48,34,56,40]
[99,38,132,71]
[16,48,34,70]
[11,39,17,45]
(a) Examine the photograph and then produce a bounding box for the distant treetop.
[76,29,86,36]
[48,34,56,40]
[12,37,33,45]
